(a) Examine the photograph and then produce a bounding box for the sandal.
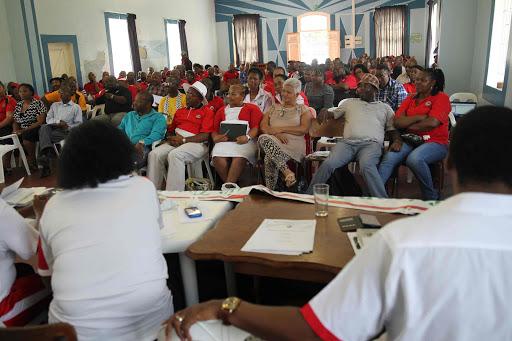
[285,173,297,187]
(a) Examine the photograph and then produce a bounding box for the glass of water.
[313,184,329,217]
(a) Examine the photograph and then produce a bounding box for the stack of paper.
[0,178,34,206]
[241,219,316,256]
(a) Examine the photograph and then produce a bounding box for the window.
[486,0,512,90]
[298,13,330,64]
[105,13,133,76]
[165,19,182,69]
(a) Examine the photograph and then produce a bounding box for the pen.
[225,129,230,135]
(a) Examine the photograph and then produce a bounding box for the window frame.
[164,19,182,69]
[483,0,512,105]
[104,12,133,76]
[297,12,330,33]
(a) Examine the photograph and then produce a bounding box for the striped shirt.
[375,78,407,111]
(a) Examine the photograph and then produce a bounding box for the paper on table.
[241,219,316,255]
[347,232,361,255]
[177,204,212,224]
[161,212,177,236]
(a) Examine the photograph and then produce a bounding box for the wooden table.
[187,194,404,289]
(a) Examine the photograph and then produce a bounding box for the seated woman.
[303,67,334,114]
[211,84,262,188]
[244,67,274,114]
[272,74,310,107]
[13,83,47,172]
[36,120,173,340]
[403,65,424,94]
[378,68,450,201]
[158,76,186,125]
[258,78,311,190]
[0,81,17,176]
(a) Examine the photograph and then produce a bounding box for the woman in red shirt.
[378,69,451,201]
[0,81,17,176]
[211,84,262,189]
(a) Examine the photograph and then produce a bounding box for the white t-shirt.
[302,192,512,341]
[329,98,395,145]
[39,175,173,341]
[0,198,39,302]
[244,88,274,114]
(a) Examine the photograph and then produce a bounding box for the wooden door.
[48,43,77,78]
[328,30,340,60]
[286,33,300,62]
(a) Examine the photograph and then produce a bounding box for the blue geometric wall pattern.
[215,0,427,66]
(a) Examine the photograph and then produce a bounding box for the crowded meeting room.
[2,0,512,340]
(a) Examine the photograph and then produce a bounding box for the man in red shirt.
[222,63,239,84]
[403,65,423,94]
[84,72,104,97]
[117,77,138,101]
[200,78,225,114]
[264,61,276,87]
[193,64,209,81]
[147,81,214,191]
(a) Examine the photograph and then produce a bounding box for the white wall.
[0,0,16,82]
[438,0,479,96]
[409,7,427,63]
[33,0,218,83]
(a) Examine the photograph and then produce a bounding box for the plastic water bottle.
[297,176,307,193]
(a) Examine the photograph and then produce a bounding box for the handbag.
[400,132,425,147]
[185,177,214,191]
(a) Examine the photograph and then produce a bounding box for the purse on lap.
[400,132,425,147]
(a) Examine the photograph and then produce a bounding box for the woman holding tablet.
[211,84,262,189]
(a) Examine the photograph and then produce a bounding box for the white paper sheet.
[241,219,316,255]
[161,212,177,236]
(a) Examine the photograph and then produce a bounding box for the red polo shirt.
[127,85,138,100]
[0,95,16,122]
[84,81,103,94]
[326,75,358,89]
[223,71,239,83]
[207,95,225,114]
[396,92,451,145]
[325,71,334,82]
[264,84,275,97]
[197,71,209,80]
[403,82,416,94]
[169,105,214,135]
[213,103,262,133]
[264,73,273,87]
[135,82,147,92]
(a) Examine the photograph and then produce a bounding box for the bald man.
[118,91,167,169]
[91,75,133,126]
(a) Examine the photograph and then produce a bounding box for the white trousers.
[147,142,208,191]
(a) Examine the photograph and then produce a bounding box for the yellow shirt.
[158,94,187,124]
[44,90,87,111]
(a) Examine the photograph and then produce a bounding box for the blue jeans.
[378,142,448,201]
[305,140,388,198]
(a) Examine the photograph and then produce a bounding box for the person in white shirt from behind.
[35,120,173,341]
[164,105,512,341]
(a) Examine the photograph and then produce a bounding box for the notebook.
[219,120,249,141]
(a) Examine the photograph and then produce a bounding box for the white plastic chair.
[0,134,31,183]
[186,153,215,185]
[89,103,105,119]
[449,92,477,103]
[53,139,65,156]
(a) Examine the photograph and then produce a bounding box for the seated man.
[91,75,133,127]
[403,65,424,94]
[0,199,50,327]
[117,76,138,101]
[118,91,166,170]
[42,77,87,117]
[305,74,400,198]
[166,105,512,341]
[396,58,418,85]
[200,78,225,114]
[46,77,62,95]
[147,82,214,191]
[375,64,408,111]
[37,86,82,178]
[146,71,167,97]
[84,72,103,97]
[208,67,221,92]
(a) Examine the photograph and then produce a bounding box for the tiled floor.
[4,157,453,311]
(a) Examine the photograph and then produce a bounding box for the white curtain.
[233,14,261,64]
[374,5,408,57]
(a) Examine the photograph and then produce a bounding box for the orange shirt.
[44,90,86,111]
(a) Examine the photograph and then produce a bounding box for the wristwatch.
[138,140,145,146]
[220,297,241,325]
[246,135,251,141]
[182,137,187,144]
